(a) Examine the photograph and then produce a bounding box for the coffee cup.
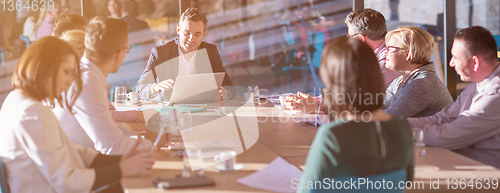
[214,151,236,171]
[127,92,139,103]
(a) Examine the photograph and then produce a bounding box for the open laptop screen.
[167,72,225,104]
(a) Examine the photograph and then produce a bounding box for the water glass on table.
[166,110,193,151]
[181,111,193,131]
[114,86,127,103]
[214,151,237,171]
[247,86,260,104]
[413,130,426,156]
[182,148,204,177]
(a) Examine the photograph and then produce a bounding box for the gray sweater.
[383,63,454,118]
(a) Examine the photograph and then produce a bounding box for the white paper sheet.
[237,157,302,193]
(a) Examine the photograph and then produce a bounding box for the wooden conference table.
[116,98,500,193]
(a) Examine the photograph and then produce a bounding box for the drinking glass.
[182,148,204,177]
[169,108,182,131]
[181,111,193,131]
[247,86,260,104]
[413,130,426,156]
[167,109,184,150]
[114,86,127,103]
[214,151,237,171]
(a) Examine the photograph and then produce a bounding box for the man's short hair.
[85,17,128,62]
[454,26,498,63]
[122,0,139,17]
[345,8,387,41]
[52,13,89,37]
[179,8,208,31]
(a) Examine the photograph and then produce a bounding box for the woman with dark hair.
[0,36,156,193]
[297,36,414,192]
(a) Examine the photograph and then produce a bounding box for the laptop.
[167,72,225,105]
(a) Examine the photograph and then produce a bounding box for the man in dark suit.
[135,8,234,100]
[121,0,149,32]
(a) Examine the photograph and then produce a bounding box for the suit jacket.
[135,39,235,100]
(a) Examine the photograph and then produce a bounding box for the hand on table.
[287,91,320,114]
[120,138,158,177]
[152,79,175,93]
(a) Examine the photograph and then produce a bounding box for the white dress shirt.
[0,90,98,193]
[178,46,197,76]
[52,57,153,155]
[408,65,500,168]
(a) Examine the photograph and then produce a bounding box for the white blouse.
[0,90,98,193]
[52,57,153,155]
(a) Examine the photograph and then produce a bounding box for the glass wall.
[367,0,500,97]
[103,0,354,97]
[363,0,449,91]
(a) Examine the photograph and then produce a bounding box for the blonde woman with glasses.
[383,26,453,118]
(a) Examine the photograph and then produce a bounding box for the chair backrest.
[0,159,10,193]
[493,35,500,51]
[281,21,295,46]
[310,32,326,69]
[311,169,406,193]
[431,42,444,83]
[19,35,30,49]
[109,86,116,102]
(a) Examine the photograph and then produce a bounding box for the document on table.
[237,157,302,193]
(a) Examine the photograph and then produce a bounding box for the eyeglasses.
[125,45,131,53]
[386,46,406,53]
[347,33,361,38]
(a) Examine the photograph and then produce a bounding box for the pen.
[315,102,321,127]
[152,130,164,151]
[316,88,325,127]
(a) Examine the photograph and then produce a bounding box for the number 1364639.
[2,0,54,12]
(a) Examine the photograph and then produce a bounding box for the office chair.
[0,159,10,193]
[0,47,6,67]
[19,35,31,49]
